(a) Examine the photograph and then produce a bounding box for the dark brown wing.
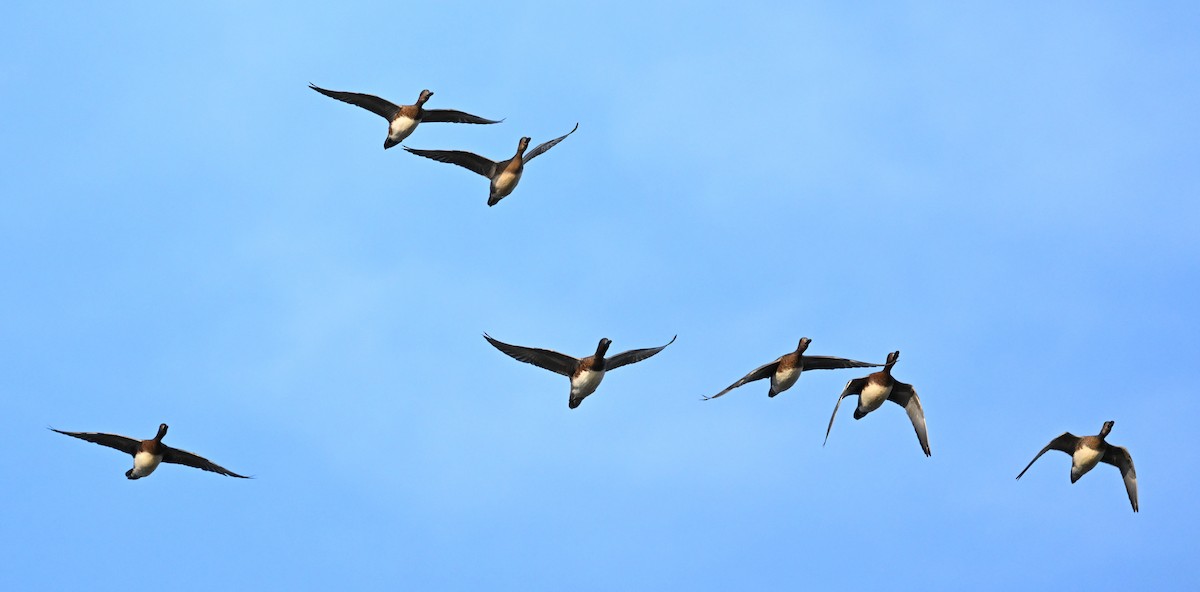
[161,445,250,478]
[1016,432,1079,479]
[887,381,931,456]
[309,84,400,120]
[404,147,498,178]
[801,355,883,371]
[421,109,502,125]
[522,123,578,164]
[1103,445,1138,512]
[483,333,578,377]
[605,335,676,371]
[823,377,868,445]
[703,358,782,400]
[50,428,140,456]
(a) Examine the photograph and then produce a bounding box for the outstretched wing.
[605,335,677,371]
[1103,445,1138,512]
[888,381,931,456]
[483,333,578,377]
[50,428,140,456]
[824,378,867,446]
[703,358,781,400]
[309,84,399,120]
[162,445,251,479]
[404,147,498,178]
[421,109,503,125]
[1016,432,1079,479]
[523,123,579,164]
[801,355,883,371]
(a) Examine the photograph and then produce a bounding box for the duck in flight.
[823,350,931,456]
[1016,420,1138,512]
[702,337,880,400]
[50,423,250,480]
[405,123,578,206]
[484,332,674,408]
[309,84,501,149]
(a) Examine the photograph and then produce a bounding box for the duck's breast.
[492,164,523,198]
[388,115,419,142]
[571,368,606,397]
[131,451,163,478]
[771,365,801,393]
[1071,443,1104,481]
[858,381,893,413]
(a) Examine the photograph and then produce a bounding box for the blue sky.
[3,1,1199,589]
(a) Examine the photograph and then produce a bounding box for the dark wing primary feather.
[404,147,498,178]
[1103,445,1138,512]
[308,84,400,120]
[421,109,502,125]
[605,335,677,371]
[161,445,250,479]
[50,428,140,456]
[1016,432,1079,479]
[703,358,781,400]
[523,122,579,164]
[887,382,931,456]
[483,333,579,377]
[824,378,867,445]
[801,355,883,370]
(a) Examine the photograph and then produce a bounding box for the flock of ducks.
[50,85,1140,513]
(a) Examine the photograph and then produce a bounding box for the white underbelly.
[132,451,163,478]
[771,367,800,393]
[388,116,418,142]
[571,369,605,397]
[859,382,892,413]
[493,171,521,197]
[1072,446,1104,480]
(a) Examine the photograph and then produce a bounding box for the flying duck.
[1016,420,1138,512]
[309,84,501,149]
[405,123,578,206]
[702,337,881,400]
[51,423,250,480]
[823,350,931,456]
[484,332,675,408]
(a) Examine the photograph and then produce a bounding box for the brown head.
[796,337,812,354]
[595,337,612,358]
[517,136,531,155]
[154,423,169,441]
[885,350,900,369]
[1099,420,1115,438]
[417,89,434,105]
